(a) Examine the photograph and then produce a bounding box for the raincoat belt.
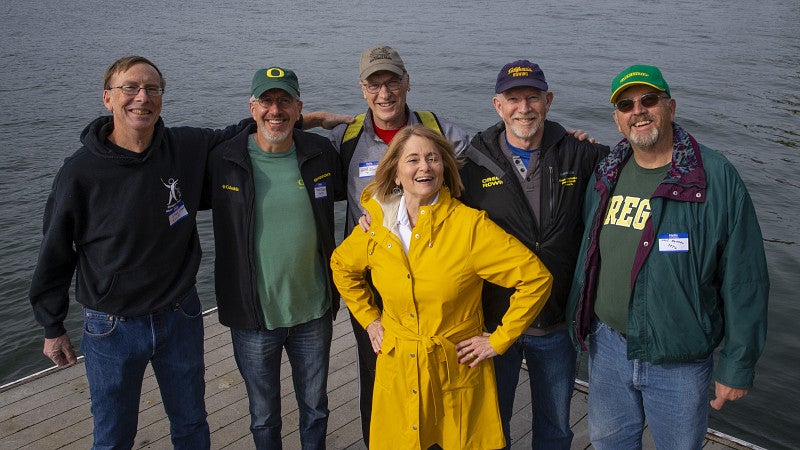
[381,313,483,424]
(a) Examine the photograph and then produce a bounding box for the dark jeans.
[81,287,209,450]
[231,309,333,450]
[494,328,577,449]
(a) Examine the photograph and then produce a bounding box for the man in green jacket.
[567,65,769,449]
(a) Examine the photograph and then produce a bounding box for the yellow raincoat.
[331,186,552,450]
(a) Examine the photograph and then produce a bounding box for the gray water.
[1,0,797,448]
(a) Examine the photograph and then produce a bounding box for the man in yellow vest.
[328,44,469,446]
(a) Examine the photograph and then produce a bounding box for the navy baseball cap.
[495,60,548,94]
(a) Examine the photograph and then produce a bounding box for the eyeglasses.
[108,85,164,97]
[256,96,294,108]
[361,79,403,94]
[614,92,669,113]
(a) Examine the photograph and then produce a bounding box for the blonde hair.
[368,125,463,201]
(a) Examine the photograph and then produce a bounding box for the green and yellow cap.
[251,67,300,99]
[610,65,670,103]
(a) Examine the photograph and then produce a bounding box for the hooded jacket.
[331,185,552,449]
[204,125,345,329]
[567,124,769,389]
[460,120,608,331]
[29,116,240,338]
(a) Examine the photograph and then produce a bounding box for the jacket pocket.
[374,337,398,391]
[438,345,481,391]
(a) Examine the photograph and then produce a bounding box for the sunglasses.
[614,92,669,113]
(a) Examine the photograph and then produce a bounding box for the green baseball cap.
[251,67,300,99]
[610,65,670,103]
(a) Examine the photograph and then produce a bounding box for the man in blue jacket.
[204,66,344,450]
[568,65,769,449]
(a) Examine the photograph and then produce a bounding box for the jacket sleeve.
[330,226,380,329]
[714,164,770,389]
[29,169,78,338]
[468,211,553,354]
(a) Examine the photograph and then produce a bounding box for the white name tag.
[658,232,689,253]
[167,200,189,226]
[314,182,327,199]
[358,161,379,178]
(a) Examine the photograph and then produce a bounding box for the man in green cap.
[567,65,769,449]
[204,66,345,449]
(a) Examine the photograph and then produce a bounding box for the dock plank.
[0,306,760,449]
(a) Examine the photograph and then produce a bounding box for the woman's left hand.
[456,332,498,368]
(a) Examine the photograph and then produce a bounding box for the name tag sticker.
[658,232,689,253]
[314,182,327,199]
[167,200,189,226]
[358,161,379,178]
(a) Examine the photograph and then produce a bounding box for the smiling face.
[613,84,675,153]
[249,88,302,150]
[102,62,163,137]
[361,71,409,130]
[394,134,444,206]
[493,86,552,149]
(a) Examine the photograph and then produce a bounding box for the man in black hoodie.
[459,60,608,449]
[28,55,348,450]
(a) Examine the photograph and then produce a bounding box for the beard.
[626,114,661,150]
[259,117,292,143]
[508,115,544,141]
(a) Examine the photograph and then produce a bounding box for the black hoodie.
[29,115,240,338]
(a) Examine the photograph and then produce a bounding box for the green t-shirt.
[595,159,669,333]
[248,135,328,329]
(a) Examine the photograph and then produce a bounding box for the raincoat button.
[407,274,411,278]
[387,244,392,248]
[696,192,702,198]
[414,233,420,239]
[672,190,679,196]
[410,353,416,358]
[370,231,375,236]
[410,313,415,317]
[643,241,649,247]
[412,389,417,394]
[413,425,418,430]
[420,210,426,215]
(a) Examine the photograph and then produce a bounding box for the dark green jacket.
[568,124,769,389]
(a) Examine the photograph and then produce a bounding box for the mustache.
[628,113,654,126]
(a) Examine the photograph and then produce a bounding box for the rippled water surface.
[1,0,797,448]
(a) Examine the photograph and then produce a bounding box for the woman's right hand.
[366,318,384,354]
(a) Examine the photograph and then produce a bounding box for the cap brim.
[253,83,299,99]
[360,63,405,80]
[496,78,548,94]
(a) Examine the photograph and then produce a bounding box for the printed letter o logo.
[266,68,285,78]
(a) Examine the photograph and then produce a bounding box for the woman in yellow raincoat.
[331,125,553,449]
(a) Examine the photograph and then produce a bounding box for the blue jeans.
[588,319,713,450]
[81,287,209,450]
[493,328,576,450]
[231,309,332,450]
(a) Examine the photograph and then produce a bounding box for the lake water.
[0,0,797,448]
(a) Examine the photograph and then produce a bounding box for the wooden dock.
[0,306,762,449]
